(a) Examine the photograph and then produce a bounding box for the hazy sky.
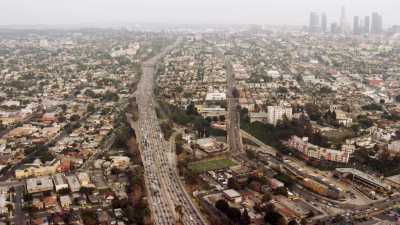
[0,0,399,27]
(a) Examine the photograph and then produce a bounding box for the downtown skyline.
[0,0,399,27]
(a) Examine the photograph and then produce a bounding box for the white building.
[111,156,131,169]
[335,110,353,127]
[233,64,250,80]
[249,111,268,123]
[303,75,316,83]
[199,107,227,118]
[65,175,81,193]
[267,70,281,79]
[287,136,350,163]
[205,92,226,102]
[223,189,242,203]
[53,174,68,192]
[77,172,91,187]
[267,106,293,126]
[59,195,72,209]
[26,176,54,194]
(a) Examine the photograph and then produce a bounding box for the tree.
[362,103,382,111]
[300,218,308,225]
[175,205,183,222]
[84,89,97,98]
[175,142,184,155]
[357,115,373,129]
[262,193,272,203]
[70,114,80,122]
[81,210,98,225]
[240,209,251,225]
[102,91,119,102]
[240,107,250,123]
[264,204,286,225]
[246,149,256,159]
[60,104,68,112]
[319,86,334,95]
[160,120,174,140]
[332,215,346,224]
[80,187,94,195]
[305,103,322,121]
[227,177,242,190]
[175,86,183,93]
[274,186,289,197]
[0,120,6,132]
[193,117,210,137]
[396,95,400,103]
[186,102,199,116]
[277,86,288,94]
[232,88,240,98]
[215,199,229,213]
[87,103,96,113]
[226,207,242,222]
[265,211,286,225]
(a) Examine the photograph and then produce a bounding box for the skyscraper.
[353,16,360,34]
[309,12,320,33]
[321,13,327,33]
[364,16,370,33]
[371,12,383,34]
[331,22,340,34]
[340,6,349,33]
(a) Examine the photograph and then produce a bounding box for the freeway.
[212,44,244,155]
[225,56,244,154]
[14,185,26,225]
[132,39,208,225]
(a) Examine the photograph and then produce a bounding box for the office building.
[353,16,360,34]
[287,136,350,163]
[331,22,340,34]
[371,12,383,34]
[340,6,350,33]
[53,174,68,192]
[321,13,327,33]
[267,106,292,126]
[26,176,54,194]
[309,12,320,33]
[364,16,370,33]
[65,175,81,193]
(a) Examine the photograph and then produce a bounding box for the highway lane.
[225,55,244,155]
[133,39,208,225]
[14,185,26,225]
[212,44,244,155]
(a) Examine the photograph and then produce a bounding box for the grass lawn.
[188,157,237,173]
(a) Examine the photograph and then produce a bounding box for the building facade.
[287,136,350,163]
[267,106,293,126]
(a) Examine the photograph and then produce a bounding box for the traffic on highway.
[133,39,208,225]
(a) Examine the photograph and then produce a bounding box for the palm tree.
[175,204,183,222]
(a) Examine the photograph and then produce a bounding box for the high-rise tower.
[371,12,383,34]
[321,13,327,33]
[309,12,320,33]
[340,6,350,33]
[364,16,370,33]
[353,16,360,34]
